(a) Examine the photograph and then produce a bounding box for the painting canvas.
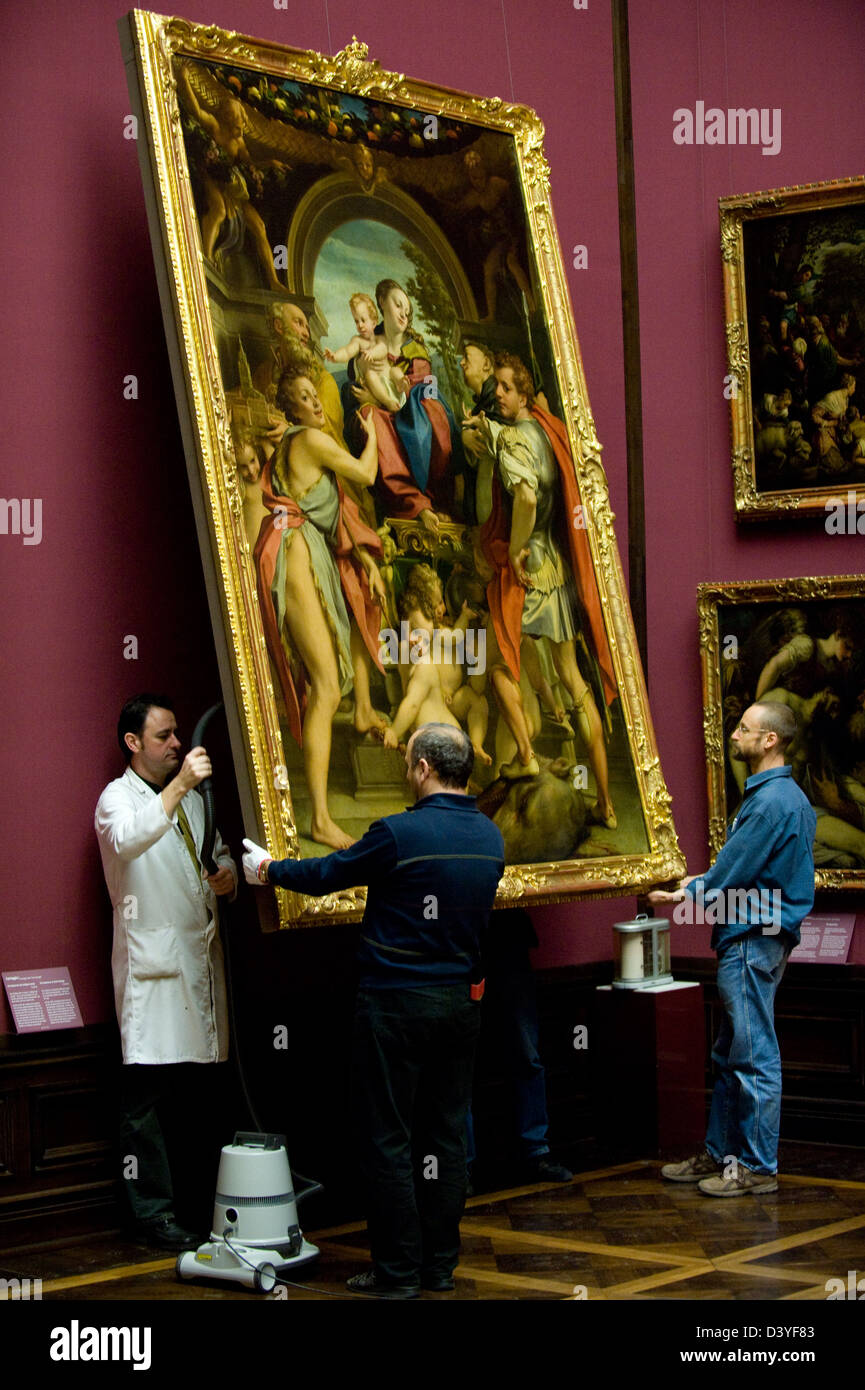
[121,12,684,924]
[698,577,865,890]
[720,177,865,520]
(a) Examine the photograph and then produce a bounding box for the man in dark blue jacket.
[243,723,505,1296]
[650,702,815,1198]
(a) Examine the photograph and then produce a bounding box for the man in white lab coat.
[95,693,237,1249]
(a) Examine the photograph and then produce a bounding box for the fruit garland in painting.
[208,64,472,154]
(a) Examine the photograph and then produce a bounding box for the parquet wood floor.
[3,1152,863,1301]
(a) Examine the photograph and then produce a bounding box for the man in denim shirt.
[650,702,816,1197]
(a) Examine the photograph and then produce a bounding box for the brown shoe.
[698,1164,778,1198]
[660,1149,720,1183]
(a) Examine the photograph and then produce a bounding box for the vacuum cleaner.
[176,706,321,1293]
[176,1132,319,1292]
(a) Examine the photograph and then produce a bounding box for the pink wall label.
[789,915,856,964]
[2,968,83,1033]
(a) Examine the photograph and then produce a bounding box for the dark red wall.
[2,0,863,1034]
[631,0,865,965]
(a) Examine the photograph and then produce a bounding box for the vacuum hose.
[189,700,323,1206]
[190,702,224,874]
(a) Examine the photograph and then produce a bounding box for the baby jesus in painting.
[382,565,491,766]
[325,292,407,411]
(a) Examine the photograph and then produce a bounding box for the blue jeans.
[706,933,789,1175]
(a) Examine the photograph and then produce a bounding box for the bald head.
[408,723,474,790]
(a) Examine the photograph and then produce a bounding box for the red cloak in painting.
[479,406,617,705]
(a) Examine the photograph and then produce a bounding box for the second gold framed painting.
[120,11,683,924]
[698,576,865,892]
[720,176,865,521]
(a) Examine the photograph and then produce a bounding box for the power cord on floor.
[220,1231,400,1301]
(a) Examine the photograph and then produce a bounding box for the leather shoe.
[421,1273,455,1291]
[523,1156,573,1184]
[346,1269,421,1299]
[136,1215,201,1251]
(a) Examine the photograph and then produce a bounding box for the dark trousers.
[118,1062,225,1230]
[351,983,481,1285]
[467,963,549,1163]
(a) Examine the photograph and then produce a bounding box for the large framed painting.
[720,177,865,521]
[120,11,684,925]
[697,576,865,891]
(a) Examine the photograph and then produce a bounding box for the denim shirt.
[683,765,816,950]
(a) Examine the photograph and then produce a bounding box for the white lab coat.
[94,766,237,1065]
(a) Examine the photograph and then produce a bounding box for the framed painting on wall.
[120,10,684,925]
[720,177,865,522]
[698,576,865,891]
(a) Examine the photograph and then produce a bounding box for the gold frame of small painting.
[720,176,865,521]
[698,575,865,891]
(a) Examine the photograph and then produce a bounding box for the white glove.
[242,837,272,886]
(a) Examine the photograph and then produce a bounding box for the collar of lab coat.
[123,764,176,820]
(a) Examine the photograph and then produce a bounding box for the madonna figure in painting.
[351,279,464,532]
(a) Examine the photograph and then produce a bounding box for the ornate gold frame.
[720,176,865,521]
[120,10,684,925]
[697,575,865,891]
